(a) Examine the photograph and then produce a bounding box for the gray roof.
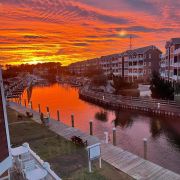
[170,38,180,45]
[166,38,180,48]
[125,45,158,55]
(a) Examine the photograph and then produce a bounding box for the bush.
[92,75,107,87]
[111,76,133,93]
[150,71,174,100]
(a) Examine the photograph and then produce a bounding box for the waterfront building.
[68,45,161,82]
[126,45,161,82]
[160,38,180,82]
[68,58,100,75]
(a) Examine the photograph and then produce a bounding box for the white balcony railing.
[173,62,180,67]
[128,72,144,76]
[174,48,180,55]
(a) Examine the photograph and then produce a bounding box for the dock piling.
[46,106,50,118]
[30,101,33,109]
[89,120,93,135]
[104,132,109,143]
[143,138,147,160]
[38,104,41,113]
[24,99,26,107]
[113,128,116,146]
[57,110,60,121]
[71,114,74,127]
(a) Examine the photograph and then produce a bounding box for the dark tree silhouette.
[150,72,174,100]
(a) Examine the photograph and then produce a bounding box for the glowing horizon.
[0,0,179,66]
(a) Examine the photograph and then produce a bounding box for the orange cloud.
[0,0,179,66]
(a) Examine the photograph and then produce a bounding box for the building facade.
[68,45,161,82]
[160,38,180,82]
[126,46,161,82]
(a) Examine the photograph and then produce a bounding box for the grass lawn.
[7,107,133,180]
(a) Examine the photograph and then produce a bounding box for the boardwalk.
[9,102,180,180]
[79,88,180,118]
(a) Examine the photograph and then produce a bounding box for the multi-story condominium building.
[126,45,161,82]
[68,45,161,82]
[160,38,180,82]
[99,54,123,76]
[68,58,99,75]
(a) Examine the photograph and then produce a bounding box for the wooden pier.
[79,88,180,118]
[8,102,180,180]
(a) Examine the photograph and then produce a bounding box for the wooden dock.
[9,102,180,180]
[79,88,180,118]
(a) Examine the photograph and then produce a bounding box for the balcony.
[10,143,61,180]
[160,54,166,59]
[128,72,143,76]
[128,64,144,68]
[173,62,180,67]
[172,75,179,81]
[174,48,180,55]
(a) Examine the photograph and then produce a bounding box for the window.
[148,69,151,74]
[174,69,177,75]
[149,62,151,66]
[174,56,178,63]
[149,54,152,59]
[144,62,146,66]
[144,70,146,74]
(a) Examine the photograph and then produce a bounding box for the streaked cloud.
[0,0,179,65]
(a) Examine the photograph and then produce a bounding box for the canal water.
[23,83,180,174]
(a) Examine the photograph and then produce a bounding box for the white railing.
[174,48,180,55]
[128,72,143,76]
[173,62,180,67]
[24,143,61,180]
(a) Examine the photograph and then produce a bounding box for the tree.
[174,82,180,95]
[150,72,174,100]
[92,74,107,86]
[111,76,132,94]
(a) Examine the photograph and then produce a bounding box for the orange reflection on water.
[23,84,115,132]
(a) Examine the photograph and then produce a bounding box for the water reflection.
[95,111,108,121]
[112,111,134,129]
[21,83,180,173]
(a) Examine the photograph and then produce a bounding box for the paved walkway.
[9,102,180,180]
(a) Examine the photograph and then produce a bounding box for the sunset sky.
[0,0,179,66]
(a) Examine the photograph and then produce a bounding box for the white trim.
[0,69,12,175]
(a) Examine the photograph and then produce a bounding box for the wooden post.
[104,132,109,143]
[71,114,74,127]
[143,138,147,160]
[46,106,50,118]
[30,101,33,109]
[113,128,116,146]
[88,160,92,173]
[89,120,93,135]
[57,110,60,121]
[38,104,41,113]
[24,99,26,107]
